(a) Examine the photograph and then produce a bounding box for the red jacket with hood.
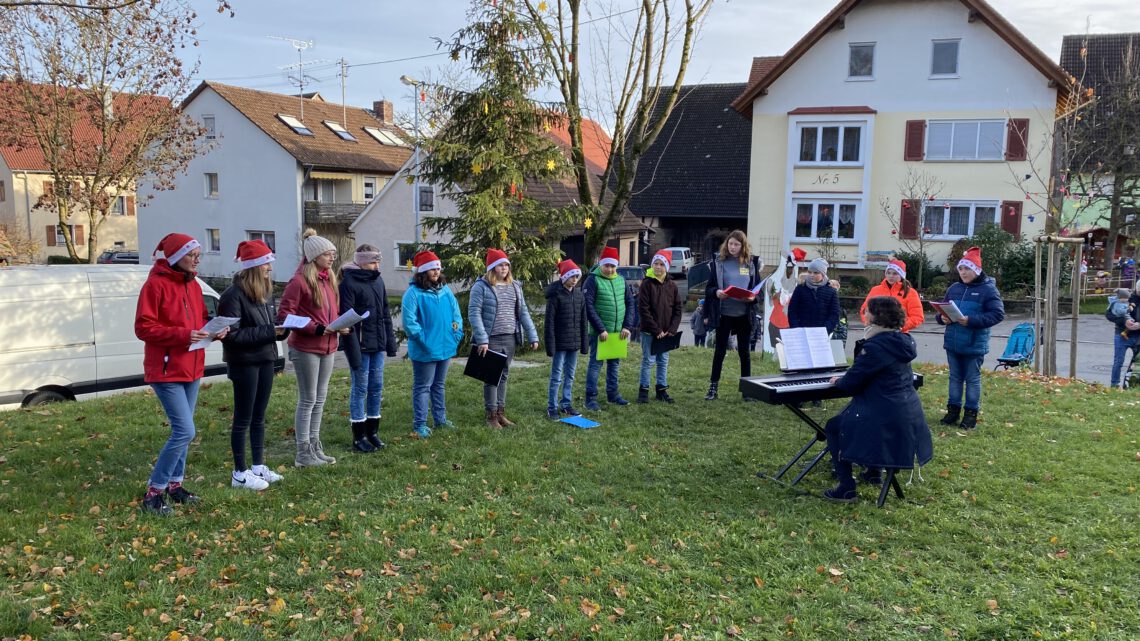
[277,263,340,355]
[134,260,208,382]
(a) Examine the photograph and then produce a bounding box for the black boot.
[704,381,719,400]
[939,404,961,425]
[637,386,650,403]
[351,421,375,453]
[959,408,978,430]
[364,417,386,450]
[655,384,674,403]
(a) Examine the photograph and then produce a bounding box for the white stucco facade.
[743,0,1060,271]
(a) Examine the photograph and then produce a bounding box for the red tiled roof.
[545,116,612,175]
[188,81,412,174]
[748,56,783,86]
[731,0,1071,116]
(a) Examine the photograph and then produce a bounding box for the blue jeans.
[548,350,580,411]
[1110,333,1139,387]
[639,332,669,388]
[349,352,385,421]
[946,351,985,410]
[412,359,450,427]
[585,334,621,399]
[148,380,201,489]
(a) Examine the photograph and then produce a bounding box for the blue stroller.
[994,322,1035,371]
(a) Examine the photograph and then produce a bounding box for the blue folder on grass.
[560,415,599,429]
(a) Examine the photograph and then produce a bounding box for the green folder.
[595,335,628,360]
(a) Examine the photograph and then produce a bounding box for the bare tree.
[0,0,210,262]
[878,167,946,290]
[0,0,232,13]
[521,0,714,261]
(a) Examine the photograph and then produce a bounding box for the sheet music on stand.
[777,327,843,371]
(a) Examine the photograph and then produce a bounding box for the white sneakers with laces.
[231,469,270,491]
[251,464,284,484]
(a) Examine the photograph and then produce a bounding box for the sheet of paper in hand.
[190,316,241,351]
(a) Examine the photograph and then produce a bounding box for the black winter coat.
[544,281,588,356]
[339,266,398,370]
[218,284,284,367]
[787,282,841,334]
[828,330,933,469]
[703,255,763,330]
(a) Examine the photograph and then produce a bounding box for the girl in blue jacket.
[401,251,463,438]
[936,247,1005,429]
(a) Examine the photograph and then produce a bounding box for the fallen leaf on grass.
[579,598,600,618]
[726,624,741,637]
[268,598,285,614]
[986,599,999,611]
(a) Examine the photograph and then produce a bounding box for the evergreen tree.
[418,0,581,286]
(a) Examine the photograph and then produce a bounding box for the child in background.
[1108,288,1132,340]
[544,259,589,419]
[690,299,708,347]
[829,279,849,347]
[749,311,763,351]
[636,250,683,403]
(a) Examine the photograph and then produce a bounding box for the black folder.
[462,346,509,385]
[650,331,683,355]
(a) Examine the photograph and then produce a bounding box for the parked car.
[96,249,139,264]
[0,265,282,408]
[616,265,647,294]
[660,247,694,277]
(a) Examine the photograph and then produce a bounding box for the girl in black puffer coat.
[339,244,398,453]
[544,259,589,419]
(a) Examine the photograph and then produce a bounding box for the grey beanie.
[302,230,336,262]
[1116,287,1132,299]
[808,257,829,274]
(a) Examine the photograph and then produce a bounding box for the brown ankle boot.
[485,408,502,428]
[496,407,515,427]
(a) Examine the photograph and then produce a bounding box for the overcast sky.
[187,0,1140,119]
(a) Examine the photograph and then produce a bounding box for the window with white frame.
[931,39,960,76]
[204,173,219,198]
[363,176,377,200]
[923,201,998,237]
[203,114,216,139]
[323,120,357,142]
[926,120,1004,160]
[848,43,874,79]
[797,124,863,164]
[55,224,79,245]
[794,200,858,240]
[277,114,314,136]
[0,180,6,202]
[418,185,434,211]
[363,126,407,146]
[396,242,417,269]
[110,195,125,215]
[246,230,275,252]
[206,228,221,252]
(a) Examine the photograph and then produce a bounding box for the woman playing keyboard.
[822,296,933,503]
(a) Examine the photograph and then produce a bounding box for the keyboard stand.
[756,403,828,488]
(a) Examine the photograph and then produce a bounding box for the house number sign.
[811,173,842,186]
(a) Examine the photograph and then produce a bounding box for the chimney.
[373,100,394,125]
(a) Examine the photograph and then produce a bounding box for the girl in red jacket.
[278,229,349,467]
[135,233,227,517]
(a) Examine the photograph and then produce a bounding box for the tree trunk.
[1103,172,1126,270]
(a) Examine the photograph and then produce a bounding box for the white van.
[0,265,263,408]
[661,247,695,277]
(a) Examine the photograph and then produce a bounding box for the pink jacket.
[277,264,340,355]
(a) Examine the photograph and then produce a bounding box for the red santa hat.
[885,259,907,279]
[153,233,200,265]
[558,259,581,282]
[786,247,807,265]
[599,246,620,267]
[651,250,671,269]
[485,248,510,271]
[957,246,983,275]
[413,250,442,273]
[234,239,275,270]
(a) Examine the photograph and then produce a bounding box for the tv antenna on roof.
[267,35,327,121]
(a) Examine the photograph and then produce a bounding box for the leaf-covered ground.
[1,348,1136,640]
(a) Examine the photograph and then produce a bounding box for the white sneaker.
[251,465,284,484]
[231,470,269,491]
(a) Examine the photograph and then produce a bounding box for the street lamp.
[400,75,422,246]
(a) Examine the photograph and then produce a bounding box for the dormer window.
[931,39,960,77]
[324,120,357,141]
[848,43,874,79]
[277,113,314,136]
[363,126,407,146]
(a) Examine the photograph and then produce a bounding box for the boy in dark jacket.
[822,296,933,502]
[787,258,840,334]
[936,247,1005,428]
[637,251,683,403]
[545,259,589,418]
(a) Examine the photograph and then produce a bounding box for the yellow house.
[731,0,1073,274]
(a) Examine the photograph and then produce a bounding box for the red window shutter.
[904,120,926,161]
[126,195,136,216]
[900,199,920,239]
[1000,200,1022,237]
[43,181,55,197]
[74,225,84,245]
[1005,119,1029,161]
[45,225,57,247]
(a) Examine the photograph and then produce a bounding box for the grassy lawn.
[1,348,1136,640]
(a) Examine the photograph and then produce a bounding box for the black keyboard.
[740,371,924,405]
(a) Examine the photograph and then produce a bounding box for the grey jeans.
[290,349,335,445]
[483,333,517,410]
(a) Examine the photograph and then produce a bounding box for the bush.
[894,250,942,290]
[846,276,871,297]
[47,255,84,264]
